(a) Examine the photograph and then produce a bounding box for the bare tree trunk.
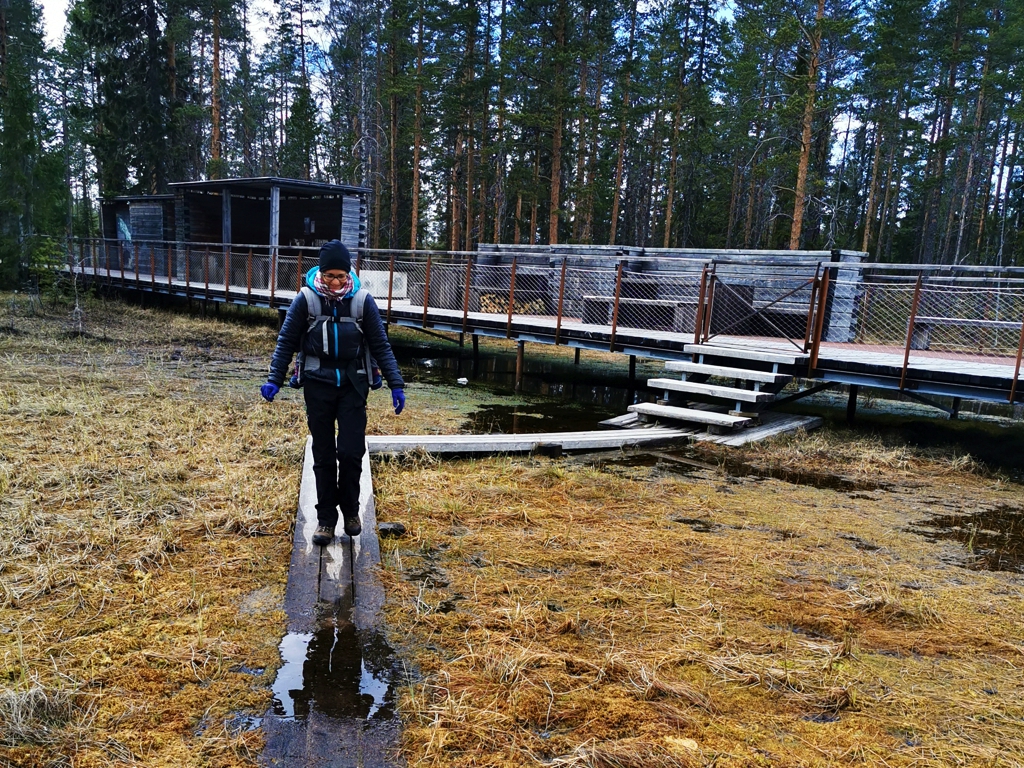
[725,160,741,248]
[980,107,1013,258]
[492,0,507,243]
[663,103,681,248]
[514,192,522,243]
[210,11,222,175]
[529,144,540,245]
[580,54,604,244]
[788,0,825,250]
[860,111,886,252]
[609,0,638,245]
[572,57,588,243]
[953,55,990,262]
[389,19,399,248]
[452,132,464,249]
[410,8,423,249]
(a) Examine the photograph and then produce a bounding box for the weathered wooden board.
[366,428,691,455]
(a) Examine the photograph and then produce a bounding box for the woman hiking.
[260,240,405,546]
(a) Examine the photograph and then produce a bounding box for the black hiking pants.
[303,378,367,528]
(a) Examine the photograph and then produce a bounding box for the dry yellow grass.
[0,292,476,767]
[374,438,1024,767]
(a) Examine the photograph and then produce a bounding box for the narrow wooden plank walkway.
[260,440,400,768]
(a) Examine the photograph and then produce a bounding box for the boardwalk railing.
[64,239,1024,402]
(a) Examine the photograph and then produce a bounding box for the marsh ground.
[2,291,1023,767]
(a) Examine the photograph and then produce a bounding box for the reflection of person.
[260,240,405,546]
[288,622,375,721]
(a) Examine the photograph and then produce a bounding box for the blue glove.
[260,382,280,402]
[392,388,405,415]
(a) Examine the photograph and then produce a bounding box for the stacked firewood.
[478,293,547,315]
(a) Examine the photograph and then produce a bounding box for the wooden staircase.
[627,344,807,432]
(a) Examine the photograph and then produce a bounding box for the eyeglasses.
[322,272,349,284]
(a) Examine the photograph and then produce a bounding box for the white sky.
[38,0,276,50]
[39,0,68,48]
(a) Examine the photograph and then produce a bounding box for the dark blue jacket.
[268,287,405,393]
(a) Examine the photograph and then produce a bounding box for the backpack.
[290,286,380,389]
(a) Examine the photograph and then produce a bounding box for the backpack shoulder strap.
[300,286,322,322]
[350,289,374,386]
[350,288,369,325]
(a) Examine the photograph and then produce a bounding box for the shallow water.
[271,608,398,722]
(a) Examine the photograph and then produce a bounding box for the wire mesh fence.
[64,239,1024,377]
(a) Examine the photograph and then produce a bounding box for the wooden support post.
[461,256,473,336]
[900,274,923,391]
[150,246,156,288]
[269,184,280,299]
[609,260,624,352]
[555,256,567,345]
[951,397,961,420]
[515,340,525,393]
[846,384,858,424]
[184,246,190,287]
[1010,315,1024,404]
[134,243,140,290]
[296,249,303,291]
[574,347,581,366]
[629,354,636,384]
[472,333,479,359]
[386,251,396,327]
[506,256,518,338]
[421,253,432,328]
[167,246,172,292]
[222,186,232,294]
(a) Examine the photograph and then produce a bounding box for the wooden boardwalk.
[261,441,401,768]
[73,265,1023,405]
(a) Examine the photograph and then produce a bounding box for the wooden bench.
[911,316,1022,350]
[582,295,697,333]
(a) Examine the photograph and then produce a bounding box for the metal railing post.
[167,246,173,291]
[386,251,396,326]
[694,266,709,344]
[702,272,717,342]
[225,246,231,302]
[185,246,191,289]
[609,260,624,352]
[461,256,474,335]
[422,253,433,328]
[134,243,140,290]
[803,264,822,351]
[809,268,831,370]
[506,256,518,338]
[270,246,277,304]
[555,256,567,345]
[1010,315,1024,404]
[296,249,303,291]
[150,246,156,288]
[246,249,253,302]
[900,274,924,391]
[204,247,211,300]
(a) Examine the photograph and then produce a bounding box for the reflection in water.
[912,505,1024,573]
[271,618,396,721]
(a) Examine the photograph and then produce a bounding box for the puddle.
[909,504,1024,573]
[271,614,397,721]
[392,340,655,416]
[468,401,619,434]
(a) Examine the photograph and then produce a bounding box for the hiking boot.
[312,525,334,546]
[343,515,362,537]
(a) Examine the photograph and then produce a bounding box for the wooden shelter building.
[99,177,369,285]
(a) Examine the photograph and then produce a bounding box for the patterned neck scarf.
[313,269,354,301]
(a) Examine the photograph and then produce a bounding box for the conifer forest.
[1,0,1023,288]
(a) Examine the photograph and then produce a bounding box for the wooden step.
[647,378,776,403]
[664,360,792,385]
[628,403,751,428]
[684,343,807,366]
